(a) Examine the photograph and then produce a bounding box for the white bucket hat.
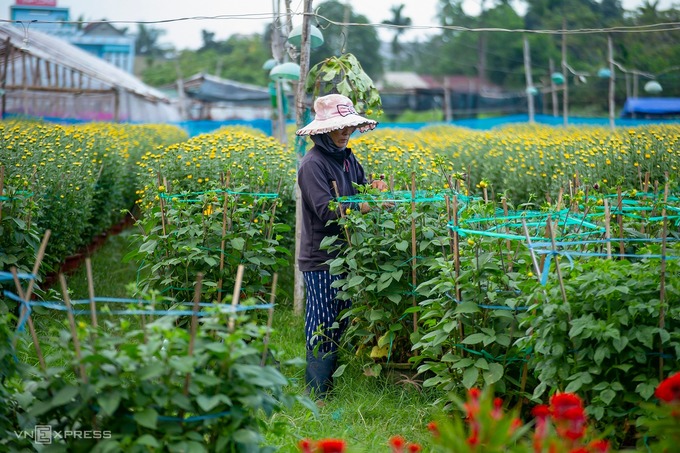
[295,94,378,136]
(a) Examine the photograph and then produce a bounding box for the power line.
[2,13,680,36]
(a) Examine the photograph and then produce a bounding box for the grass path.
[54,229,445,451]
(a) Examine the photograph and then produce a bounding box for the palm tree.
[382,4,412,70]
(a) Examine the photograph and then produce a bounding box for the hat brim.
[295,115,378,136]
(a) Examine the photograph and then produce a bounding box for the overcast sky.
[3,0,677,50]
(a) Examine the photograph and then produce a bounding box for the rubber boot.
[304,349,337,401]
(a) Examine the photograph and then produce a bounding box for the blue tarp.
[621,97,680,118]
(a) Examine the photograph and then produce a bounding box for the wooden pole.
[410,172,418,333]
[11,268,45,370]
[0,165,4,224]
[23,229,51,304]
[292,0,314,317]
[331,180,352,245]
[229,265,245,333]
[658,179,669,381]
[60,274,87,383]
[453,195,464,346]
[549,59,558,117]
[607,35,616,130]
[523,36,535,124]
[617,187,625,257]
[445,195,454,256]
[561,21,569,127]
[502,197,513,272]
[604,199,612,259]
[261,273,278,366]
[217,173,230,303]
[184,274,202,396]
[85,258,98,334]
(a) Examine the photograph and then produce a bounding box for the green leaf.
[135,434,161,448]
[134,407,158,429]
[139,239,158,254]
[483,363,504,385]
[454,302,481,314]
[600,388,616,405]
[346,275,366,288]
[139,363,165,380]
[462,367,479,388]
[169,356,195,373]
[196,394,229,412]
[51,385,79,407]
[97,392,121,416]
[395,240,409,252]
[231,237,246,250]
[462,333,486,345]
[333,364,347,378]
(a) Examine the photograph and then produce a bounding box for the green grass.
[18,229,446,451]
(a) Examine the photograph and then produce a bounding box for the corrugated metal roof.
[376,71,430,90]
[0,22,169,103]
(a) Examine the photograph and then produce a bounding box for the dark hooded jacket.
[297,142,367,272]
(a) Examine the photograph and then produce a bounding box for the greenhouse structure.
[0,22,179,123]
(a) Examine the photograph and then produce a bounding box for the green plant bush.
[7,295,308,451]
[519,242,680,446]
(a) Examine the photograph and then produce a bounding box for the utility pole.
[561,19,568,126]
[523,36,535,124]
[292,0,314,315]
[607,34,615,130]
[549,59,558,117]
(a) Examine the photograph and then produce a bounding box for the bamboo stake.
[229,265,245,333]
[184,274,202,396]
[0,165,4,224]
[410,172,418,333]
[261,273,278,366]
[521,219,543,284]
[445,195,454,256]
[502,197,513,272]
[11,268,45,371]
[59,274,87,383]
[453,195,464,348]
[217,173,230,303]
[519,218,549,413]
[617,187,625,257]
[156,172,168,237]
[658,179,669,381]
[85,258,98,334]
[546,217,568,305]
[603,199,612,259]
[331,180,351,245]
[23,229,51,304]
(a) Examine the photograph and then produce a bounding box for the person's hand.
[371,179,388,191]
[360,202,371,214]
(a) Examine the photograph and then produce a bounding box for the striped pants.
[303,270,351,354]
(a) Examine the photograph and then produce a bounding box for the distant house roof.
[376,71,502,93]
[621,97,680,118]
[181,73,271,105]
[82,22,127,37]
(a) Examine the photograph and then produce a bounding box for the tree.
[140,34,271,87]
[382,4,413,70]
[310,0,384,81]
[135,24,167,58]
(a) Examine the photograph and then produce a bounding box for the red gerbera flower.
[550,392,584,421]
[588,439,610,453]
[317,439,346,453]
[655,371,680,403]
[389,435,406,452]
[427,421,439,437]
